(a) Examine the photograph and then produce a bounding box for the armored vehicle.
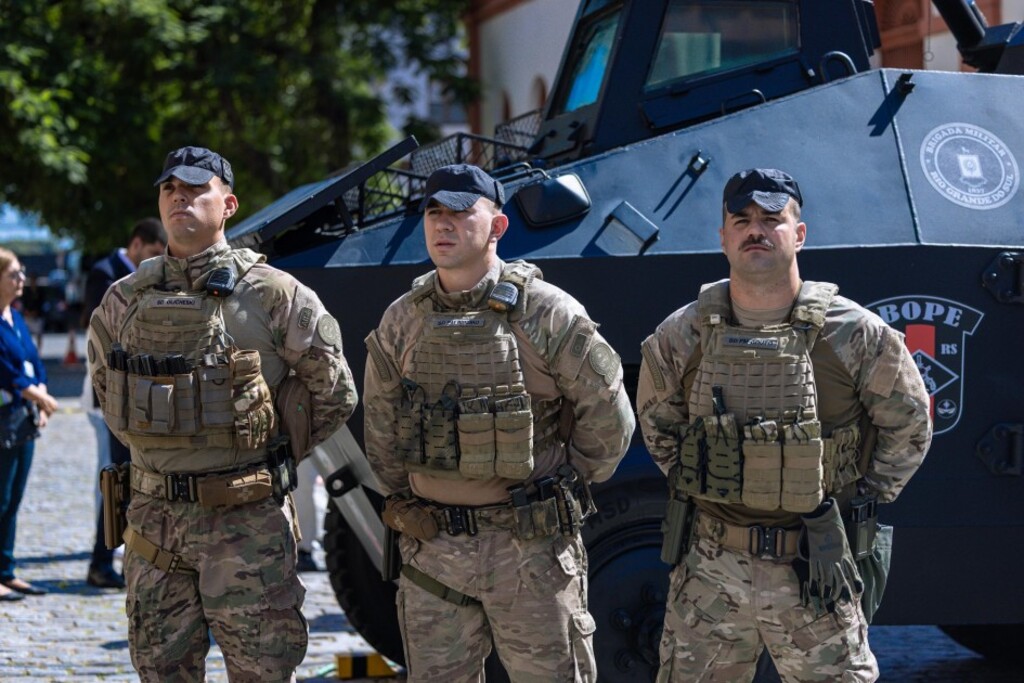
[228,0,1024,678]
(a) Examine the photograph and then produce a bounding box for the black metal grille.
[494,109,542,148]
[341,167,426,227]
[410,132,529,177]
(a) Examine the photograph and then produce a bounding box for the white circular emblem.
[920,123,1019,210]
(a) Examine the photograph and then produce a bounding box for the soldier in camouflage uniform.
[364,164,635,681]
[637,169,932,682]
[87,146,357,682]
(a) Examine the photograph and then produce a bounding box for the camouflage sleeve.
[86,277,132,436]
[854,322,933,503]
[362,304,412,496]
[533,284,634,484]
[272,276,357,449]
[636,304,701,476]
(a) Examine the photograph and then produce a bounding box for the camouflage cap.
[723,168,802,213]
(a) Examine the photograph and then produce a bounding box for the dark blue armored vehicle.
[228,0,1024,678]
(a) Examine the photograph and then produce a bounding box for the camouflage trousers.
[397,528,596,682]
[123,492,307,682]
[657,536,878,683]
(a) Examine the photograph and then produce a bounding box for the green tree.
[0,0,473,251]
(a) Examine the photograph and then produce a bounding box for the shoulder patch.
[298,307,313,330]
[588,342,620,386]
[317,314,341,348]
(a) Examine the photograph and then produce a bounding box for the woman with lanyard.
[0,247,58,601]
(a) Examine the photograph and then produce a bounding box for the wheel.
[323,488,405,665]
[583,476,670,681]
[939,624,1024,662]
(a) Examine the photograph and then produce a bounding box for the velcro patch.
[588,342,620,386]
[153,297,201,309]
[725,336,780,350]
[434,318,486,328]
[298,307,313,329]
[317,315,341,348]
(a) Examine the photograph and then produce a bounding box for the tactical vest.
[673,280,860,512]
[395,262,560,481]
[100,249,277,454]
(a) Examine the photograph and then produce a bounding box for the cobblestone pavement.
[0,337,1019,681]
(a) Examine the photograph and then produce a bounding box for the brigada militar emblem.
[868,295,983,435]
[920,123,1019,210]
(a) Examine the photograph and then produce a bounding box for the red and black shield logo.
[867,296,984,436]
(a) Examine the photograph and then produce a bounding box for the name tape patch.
[434,318,486,328]
[153,297,201,309]
[725,336,780,350]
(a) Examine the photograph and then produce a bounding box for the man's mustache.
[742,236,775,250]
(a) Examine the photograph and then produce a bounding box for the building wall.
[467,0,578,134]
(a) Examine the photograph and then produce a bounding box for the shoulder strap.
[498,260,543,322]
[695,279,730,354]
[790,281,838,349]
[409,271,437,313]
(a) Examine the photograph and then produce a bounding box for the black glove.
[796,498,863,611]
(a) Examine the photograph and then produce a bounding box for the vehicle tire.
[939,624,1024,662]
[582,476,670,681]
[323,488,405,665]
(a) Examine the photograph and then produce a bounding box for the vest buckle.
[165,473,198,503]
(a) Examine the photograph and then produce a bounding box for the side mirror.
[513,173,591,228]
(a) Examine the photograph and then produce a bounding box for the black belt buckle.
[165,473,198,502]
[444,507,478,537]
[748,525,784,558]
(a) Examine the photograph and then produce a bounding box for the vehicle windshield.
[555,7,622,115]
[646,0,799,90]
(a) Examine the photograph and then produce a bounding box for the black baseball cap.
[420,164,505,211]
[153,146,234,189]
[723,168,802,213]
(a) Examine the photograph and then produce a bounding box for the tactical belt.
[130,464,274,507]
[424,494,583,538]
[694,511,800,559]
[122,527,195,575]
[401,565,480,607]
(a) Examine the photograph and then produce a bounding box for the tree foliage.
[0,0,473,251]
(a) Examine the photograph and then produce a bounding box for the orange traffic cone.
[64,329,80,366]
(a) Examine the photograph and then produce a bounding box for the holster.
[100,462,131,550]
[660,484,696,566]
[383,523,401,581]
[382,495,440,541]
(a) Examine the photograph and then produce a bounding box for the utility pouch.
[676,418,707,496]
[103,367,130,432]
[741,420,782,511]
[858,523,893,624]
[197,361,233,428]
[100,462,130,550]
[494,389,533,480]
[457,394,496,479]
[397,379,425,466]
[781,419,824,513]
[845,494,878,561]
[231,349,274,450]
[423,391,459,474]
[660,488,695,566]
[704,412,743,502]
[382,496,440,541]
[824,423,861,493]
[266,435,298,505]
[127,373,198,435]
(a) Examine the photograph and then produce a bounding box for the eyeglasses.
[5,270,26,281]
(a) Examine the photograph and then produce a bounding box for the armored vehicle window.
[555,8,622,115]
[646,1,798,90]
